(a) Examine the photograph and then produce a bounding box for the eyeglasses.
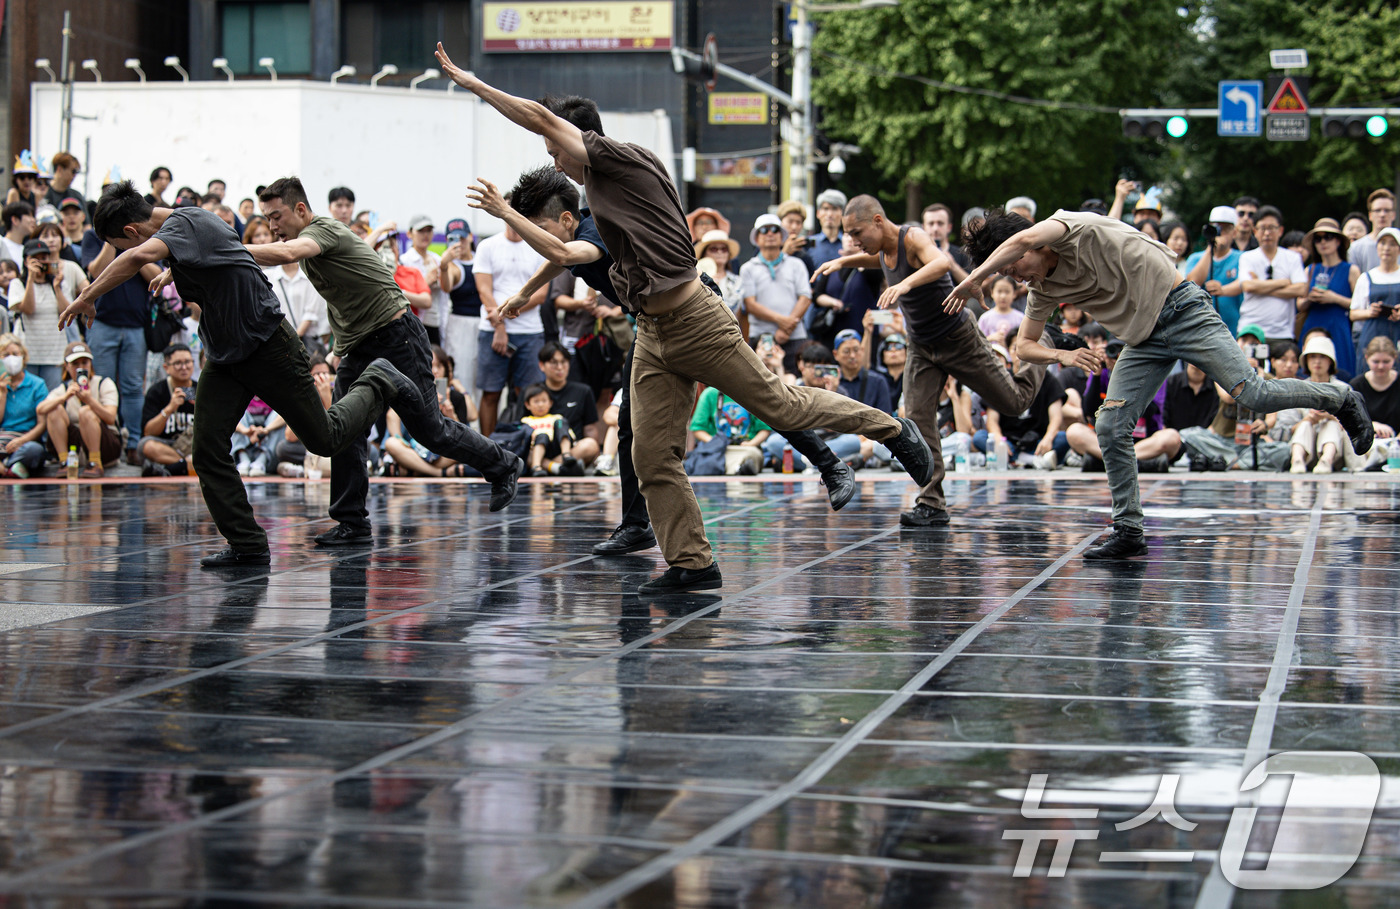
[1256,224,1281,234]
[167,359,194,368]
[757,226,782,235]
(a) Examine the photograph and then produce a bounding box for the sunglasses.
[883,342,907,351]
[757,226,782,235]
[1266,265,1274,279]
[1236,210,1255,218]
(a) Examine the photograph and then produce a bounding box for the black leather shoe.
[900,503,950,526]
[820,459,855,511]
[200,547,271,568]
[558,456,585,477]
[490,456,525,511]
[637,563,722,595]
[593,523,656,555]
[314,523,373,547]
[1139,453,1171,473]
[1335,388,1375,456]
[1083,526,1148,561]
[361,358,421,410]
[885,417,935,486]
[1080,454,1106,473]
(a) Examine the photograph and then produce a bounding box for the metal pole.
[790,2,810,214]
[59,10,74,152]
[83,135,91,199]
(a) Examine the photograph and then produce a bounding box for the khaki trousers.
[904,315,1047,511]
[632,284,901,568]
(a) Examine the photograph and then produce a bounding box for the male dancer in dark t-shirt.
[468,167,866,557]
[245,177,524,547]
[814,195,1051,528]
[436,43,934,595]
[60,181,416,568]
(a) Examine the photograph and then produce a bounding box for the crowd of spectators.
[2,149,1398,482]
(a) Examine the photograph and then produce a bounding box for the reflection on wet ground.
[0,474,1398,906]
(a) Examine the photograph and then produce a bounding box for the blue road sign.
[1219,81,1263,137]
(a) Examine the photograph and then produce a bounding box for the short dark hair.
[328,186,355,205]
[522,382,551,402]
[1233,196,1260,209]
[2,201,34,232]
[1255,205,1283,226]
[150,166,171,184]
[430,344,454,378]
[922,203,951,219]
[94,181,154,241]
[1282,229,1306,250]
[1080,199,1109,215]
[1270,340,1300,360]
[175,185,197,199]
[260,177,310,210]
[541,95,604,135]
[163,342,192,361]
[510,167,581,223]
[796,341,835,366]
[200,193,221,205]
[962,208,1033,265]
[537,340,570,364]
[207,178,225,189]
[1079,323,1109,342]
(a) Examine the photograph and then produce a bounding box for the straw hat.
[693,228,739,260]
[1301,217,1350,260]
[685,207,730,240]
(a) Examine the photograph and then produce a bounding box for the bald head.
[844,194,884,225]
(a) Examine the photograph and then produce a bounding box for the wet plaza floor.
[0,472,1399,907]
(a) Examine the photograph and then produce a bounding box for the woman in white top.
[6,237,87,388]
[1351,226,1400,361]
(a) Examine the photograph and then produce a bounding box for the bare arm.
[944,220,1069,313]
[467,178,603,268]
[246,237,323,267]
[436,44,589,165]
[879,228,950,309]
[1014,317,1105,372]
[61,237,171,329]
[812,252,880,278]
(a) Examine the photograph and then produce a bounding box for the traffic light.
[1323,115,1390,138]
[1122,114,1188,139]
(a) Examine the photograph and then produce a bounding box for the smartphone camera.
[76,367,90,389]
[434,377,448,399]
[758,333,776,351]
[815,364,840,380]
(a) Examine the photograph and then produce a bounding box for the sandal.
[440,463,468,478]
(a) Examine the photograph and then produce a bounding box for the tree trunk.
[904,179,923,225]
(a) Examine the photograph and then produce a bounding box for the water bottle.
[65,445,79,480]
[954,452,969,474]
[994,436,1011,471]
[985,439,999,471]
[1386,439,1400,474]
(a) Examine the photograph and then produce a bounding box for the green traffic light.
[1367,115,1389,138]
[1166,116,1188,138]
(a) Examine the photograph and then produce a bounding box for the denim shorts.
[476,331,546,393]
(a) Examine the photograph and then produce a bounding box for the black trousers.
[330,314,517,530]
[614,343,837,530]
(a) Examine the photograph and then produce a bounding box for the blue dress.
[1301,262,1356,377]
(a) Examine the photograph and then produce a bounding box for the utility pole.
[59,10,74,153]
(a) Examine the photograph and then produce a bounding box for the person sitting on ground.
[1163,363,1220,438]
[520,382,581,477]
[536,340,600,466]
[978,275,1025,343]
[230,397,286,478]
[1348,336,1400,470]
[594,387,624,476]
[137,343,197,477]
[381,361,476,478]
[1066,339,1180,473]
[0,334,50,478]
[1287,335,1354,473]
[689,383,771,476]
[276,355,336,476]
[978,340,1069,470]
[35,341,121,477]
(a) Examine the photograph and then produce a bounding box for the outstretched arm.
[879,228,950,309]
[60,237,171,329]
[467,178,602,268]
[436,44,589,165]
[943,219,1068,313]
[246,237,323,267]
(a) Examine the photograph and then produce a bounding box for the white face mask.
[2,354,24,376]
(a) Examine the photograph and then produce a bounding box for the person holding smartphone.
[8,238,87,388]
[33,341,120,476]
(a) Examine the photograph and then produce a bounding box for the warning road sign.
[1267,76,1309,114]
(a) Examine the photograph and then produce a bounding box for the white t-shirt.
[7,261,85,365]
[264,264,328,337]
[400,247,449,329]
[1352,267,1400,309]
[1238,246,1305,339]
[0,237,23,268]
[473,234,546,336]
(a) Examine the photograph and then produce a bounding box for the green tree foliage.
[810,0,1191,220]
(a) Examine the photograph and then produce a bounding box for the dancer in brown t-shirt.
[436,43,935,595]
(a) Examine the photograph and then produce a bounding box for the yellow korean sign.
[482,2,673,52]
[708,93,768,125]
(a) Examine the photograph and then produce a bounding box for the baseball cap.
[816,189,848,211]
[445,218,471,241]
[1208,205,1238,225]
[1237,323,1267,343]
[408,214,433,232]
[1105,339,1126,358]
[833,329,862,349]
[59,197,83,211]
[749,213,787,246]
[1377,227,1400,248]
[880,332,908,350]
[21,239,49,259]
[64,341,93,363]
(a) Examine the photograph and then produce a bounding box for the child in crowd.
[977,276,1025,343]
[231,397,285,477]
[521,382,581,477]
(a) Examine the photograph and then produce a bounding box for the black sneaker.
[1083,526,1148,561]
[885,417,935,486]
[900,503,950,526]
[1080,454,1105,473]
[360,358,421,410]
[313,523,373,547]
[1139,453,1171,473]
[594,523,657,555]
[142,461,171,478]
[1335,389,1375,456]
[558,455,585,477]
[820,459,855,511]
[531,467,550,478]
[1189,453,1228,472]
[200,547,271,568]
[637,563,723,595]
[490,456,525,511]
